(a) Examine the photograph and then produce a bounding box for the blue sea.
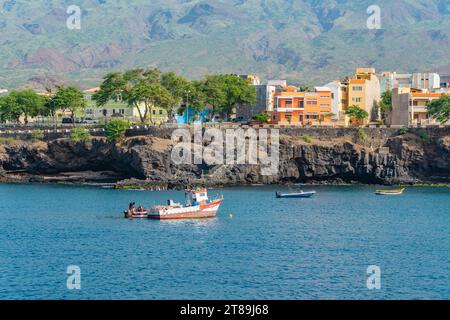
[0,184,449,300]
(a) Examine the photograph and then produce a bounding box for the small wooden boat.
[276,191,316,199]
[375,188,405,196]
[124,210,149,219]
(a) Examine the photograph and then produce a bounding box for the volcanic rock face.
[0,130,449,187]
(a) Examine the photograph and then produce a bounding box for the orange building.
[270,86,333,125]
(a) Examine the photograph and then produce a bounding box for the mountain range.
[0,0,449,89]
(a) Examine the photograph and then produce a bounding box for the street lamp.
[185,90,191,125]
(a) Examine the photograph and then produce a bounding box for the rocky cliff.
[0,129,449,188]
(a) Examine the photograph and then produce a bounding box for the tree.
[129,81,173,124]
[427,95,450,124]
[52,86,86,126]
[0,94,22,123]
[205,75,256,119]
[379,90,392,120]
[345,105,369,125]
[201,75,227,116]
[0,90,46,124]
[93,68,176,124]
[299,86,312,92]
[160,72,190,120]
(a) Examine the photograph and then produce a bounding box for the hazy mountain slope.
[0,0,449,89]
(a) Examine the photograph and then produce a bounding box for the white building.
[412,73,441,91]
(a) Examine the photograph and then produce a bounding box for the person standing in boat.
[128,202,135,217]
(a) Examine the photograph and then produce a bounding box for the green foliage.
[427,95,450,124]
[104,119,129,142]
[252,113,270,123]
[70,128,92,143]
[399,127,409,135]
[415,129,430,142]
[30,129,44,141]
[357,128,368,141]
[0,137,17,145]
[346,105,369,124]
[51,86,86,124]
[379,90,392,120]
[0,90,47,124]
[302,135,312,143]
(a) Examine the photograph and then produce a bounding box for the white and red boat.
[148,189,223,220]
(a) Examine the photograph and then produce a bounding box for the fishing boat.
[276,191,316,199]
[148,188,223,220]
[375,188,405,196]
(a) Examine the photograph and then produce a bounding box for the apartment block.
[390,88,450,126]
[347,68,381,121]
[271,86,333,125]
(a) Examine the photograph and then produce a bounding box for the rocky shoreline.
[1,128,449,189]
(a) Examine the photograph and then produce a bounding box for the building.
[347,68,381,121]
[379,72,441,92]
[84,88,168,124]
[412,73,441,91]
[238,75,261,86]
[235,79,287,121]
[440,75,450,89]
[270,86,333,125]
[390,88,450,126]
[394,73,412,88]
[324,81,347,120]
[379,71,397,93]
[236,84,276,120]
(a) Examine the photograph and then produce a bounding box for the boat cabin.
[186,189,209,206]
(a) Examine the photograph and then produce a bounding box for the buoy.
[229,214,233,219]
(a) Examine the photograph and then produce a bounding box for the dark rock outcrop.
[0,130,449,187]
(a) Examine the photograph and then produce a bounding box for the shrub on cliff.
[104,119,129,142]
[70,128,92,143]
[357,128,368,141]
[302,135,312,143]
[30,129,44,141]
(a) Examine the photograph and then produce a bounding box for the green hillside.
[0,0,449,89]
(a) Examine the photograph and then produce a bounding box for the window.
[153,110,156,115]
[306,113,318,120]
[285,100,293,107]
[298,99,304,108]
[159,110,163,115]
[307,100,317,105]
[352,86,363,91]
[352,98,362,103]
[320,104,330,107]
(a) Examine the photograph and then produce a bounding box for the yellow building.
[346,68,381,123]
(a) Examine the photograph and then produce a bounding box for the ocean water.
[0,184,449,300]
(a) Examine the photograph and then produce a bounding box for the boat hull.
[276,192,316,199]
[148,199,223,220]
[375,189,405,196]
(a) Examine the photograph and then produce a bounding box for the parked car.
[233,116,250,125]
[81,118,99,124]
[62,117,74,124]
